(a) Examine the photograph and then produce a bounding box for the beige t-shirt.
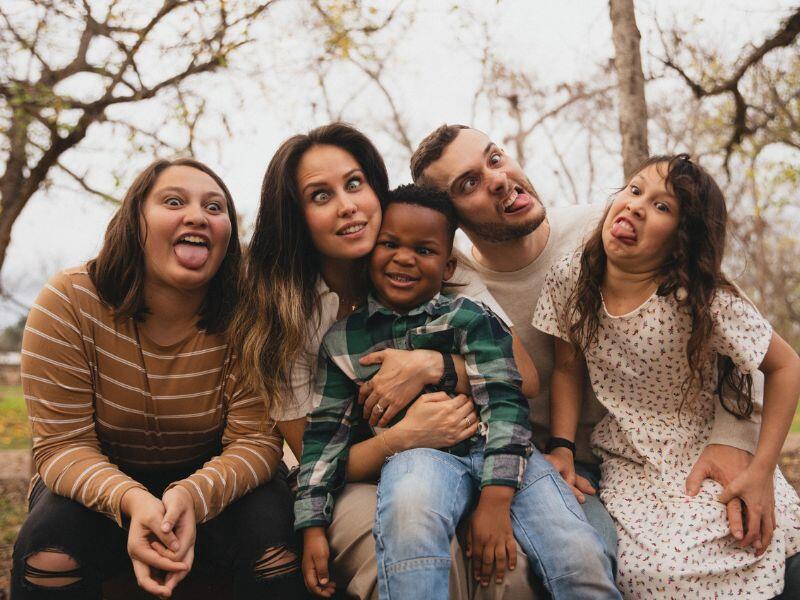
[454,203,759,465]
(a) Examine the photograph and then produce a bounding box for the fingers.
[494,543,507,584]
[574,474,597,496]
[758,506,775,556]
[130,543,188,572]
[740,502,762,550]
[568,483,586,504]
[471,536,484,583]
[312,551,331,589]
[357,381,371,406]
[507,539,517,573]
[465,523,473,558]
[377,401,400,428]
[684,461,709,497]
[726,498,744,541]
[131,557,175,598]
[302,552,336,598]
[478,543,495,587]
[358,350,385,367]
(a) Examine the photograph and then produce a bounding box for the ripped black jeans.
[12,463,307,599]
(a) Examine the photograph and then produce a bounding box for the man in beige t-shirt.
[411,124,790,594]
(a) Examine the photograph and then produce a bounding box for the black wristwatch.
[437,352,458,392]
[545,437,576,455]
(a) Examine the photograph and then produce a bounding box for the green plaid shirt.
[294,293,532,530]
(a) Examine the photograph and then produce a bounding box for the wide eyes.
[630,184,641,195]
[654,201,670,213]
[461,176,478,193]
[165,196,183,207]
[162,196,224,212]
[311,190,331,204]
[345,177,362,192]
[489,152,502,166]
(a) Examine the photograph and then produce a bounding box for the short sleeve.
[531,252,580,341]
[448,262,512,326]
[710,289,772,374]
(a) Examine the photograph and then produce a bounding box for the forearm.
[549,339,584,442]
[346,429,403,481]
[279,417,308,466]
[754,366,800,471]
[512,332,540,398]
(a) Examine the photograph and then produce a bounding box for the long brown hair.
[87,157,241,333]
[565,154,753,418]
[230,123,390,418]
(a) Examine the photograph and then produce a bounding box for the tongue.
[505,194,529,213]
[611,222,636,241]
[174,243,209,269]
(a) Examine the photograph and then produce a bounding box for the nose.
[626,195,646,219]
[183,202,208,227]
[337,194,358,217]
[487,169,510,196]
[391,247,414,266]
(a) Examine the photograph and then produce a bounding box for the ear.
[442,254,457,282]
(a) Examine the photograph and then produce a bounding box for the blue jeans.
[373,445,621,600]
[575,461,618,572]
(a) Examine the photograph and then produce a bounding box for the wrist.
[303,526,327,540]
[425,350,445,384]
[478,484,515,507]
[549,446,575,463]
[120,487,153,517]
[386,425,414,452]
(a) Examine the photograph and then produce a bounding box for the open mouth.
[174,234,210,269]
[610,216,637,244]
[385,272,419,287]
[337,222,367,236]
[502,186,531,214]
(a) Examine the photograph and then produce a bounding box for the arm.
[295,348,361,531]
[279,417,307,467]
[512,330,540,399]
[719,332,800,551]
[167,357,283,524]
[22,274,146,525]
[345,391,479,481]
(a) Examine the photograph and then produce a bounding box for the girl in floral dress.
[533,154,800,598]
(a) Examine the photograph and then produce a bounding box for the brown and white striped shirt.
[22,267,283,525]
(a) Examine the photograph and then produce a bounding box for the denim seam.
[385,556,452,574]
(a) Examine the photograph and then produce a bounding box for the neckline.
[600,288,659,319]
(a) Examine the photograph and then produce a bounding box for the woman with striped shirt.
[12,158,305,598]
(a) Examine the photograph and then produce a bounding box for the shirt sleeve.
[705,289,771,454]
[294,343,360,530]
[22,273,146,526]
[531,253,580,342]
[459,305,532,489]
[169,355,284,523]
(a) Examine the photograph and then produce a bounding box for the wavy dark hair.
[87,157,241,333]
[565,154,753,418]
[229,122,390,417]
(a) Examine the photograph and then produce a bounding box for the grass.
[0,385,28,450]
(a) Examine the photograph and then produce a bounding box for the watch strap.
[437,352,458,392]
[545,437,576,454]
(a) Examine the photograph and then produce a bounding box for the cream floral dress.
[533,253,800,599]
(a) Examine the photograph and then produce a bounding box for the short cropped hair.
[410,124,469,186]
[385,184,457,247]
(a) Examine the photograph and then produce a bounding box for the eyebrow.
[157,186,225,201]
[448,142,495,195]
[301,168,363,196]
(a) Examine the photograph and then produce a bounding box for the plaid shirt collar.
[365,292,451,323]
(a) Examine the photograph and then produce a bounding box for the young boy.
[295,185,619,600]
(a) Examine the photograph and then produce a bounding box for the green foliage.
[0,386,28,450]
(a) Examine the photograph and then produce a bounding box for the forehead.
[381,203,449,241]
[423,128,492,190]
[150,165,224,197]
[296,144,359,181]
[635,163,672,193]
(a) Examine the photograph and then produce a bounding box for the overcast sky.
[1,0,796,327]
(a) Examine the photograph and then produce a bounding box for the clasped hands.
[120,485,197,598]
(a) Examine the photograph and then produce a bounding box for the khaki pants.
[328,483,543,600]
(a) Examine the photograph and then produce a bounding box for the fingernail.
[320,578,328,584]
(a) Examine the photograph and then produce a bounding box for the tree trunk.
[609,0,649,179]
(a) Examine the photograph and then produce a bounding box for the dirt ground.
[3,441,800,598]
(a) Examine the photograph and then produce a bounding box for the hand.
[719,464,776,555]
[302,527,336,597]
[685,444,775,551]
[149,486,197,595]
[121,488,189,598]
[358,349,442,427]
[466,486,517,587]
[391,391,478,450]
[544,447,595,504]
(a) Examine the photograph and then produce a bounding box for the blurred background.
[0,0,799,593]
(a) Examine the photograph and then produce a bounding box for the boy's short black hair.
[384,184,457,247]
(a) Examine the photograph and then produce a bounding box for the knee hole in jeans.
[253,545,301,581]
[24,550,83,588]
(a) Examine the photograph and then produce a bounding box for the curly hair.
[565,154,753,418]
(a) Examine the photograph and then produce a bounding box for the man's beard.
[462,204,546,243]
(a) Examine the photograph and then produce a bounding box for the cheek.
[302,206,335,248]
